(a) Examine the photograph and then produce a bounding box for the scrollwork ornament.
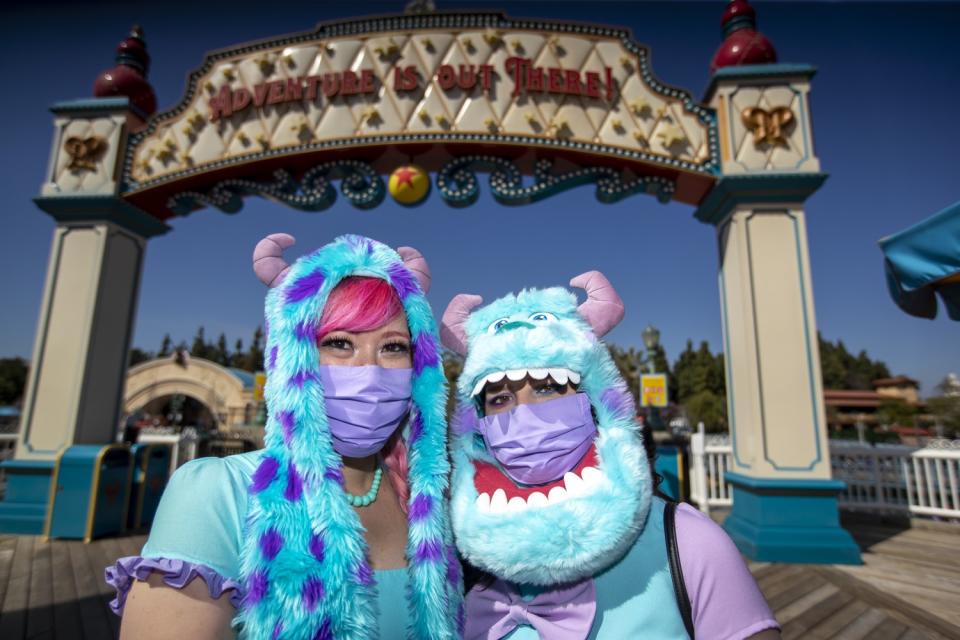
[436,155,675,208]
[167,160,384,215]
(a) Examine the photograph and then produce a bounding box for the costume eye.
[528,312,557,323]
[487,318,510,334]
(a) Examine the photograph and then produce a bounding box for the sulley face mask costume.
[442,272,652,587]
[238,234,462,639]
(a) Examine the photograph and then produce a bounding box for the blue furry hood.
[238,234,462,639]
[442,276,652,586]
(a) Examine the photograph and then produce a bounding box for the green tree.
[818,334,891,390]
[128,347,153,367]
[673,340,725,403]
[214,333,230,366]
[0,358,28,405]
[158,334,173,357]
[877,399,917,427]
[684,390,727,432]
[245,326,265,372]
[230,338,245,368]
[191,326,209,359]
[608,345,642,407]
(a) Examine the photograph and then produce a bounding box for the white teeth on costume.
[581,466,604,489]
[476,467,609,515]
[487,371,506,384]
[507,496,527,512]
[563,471,587,496]
[527,492,549,508]
[476,492,491,512]
[490,489,509,513]
[470,368,582,396]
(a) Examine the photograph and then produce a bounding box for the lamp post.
[640,324,665,430]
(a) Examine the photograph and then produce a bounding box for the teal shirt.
[494,499,688,639]
[142,451,410,639]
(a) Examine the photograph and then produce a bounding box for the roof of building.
[873,376,920,388]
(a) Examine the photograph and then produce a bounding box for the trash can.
[45,444,132,542]
[127,443,172,530]
[654,445,687,502]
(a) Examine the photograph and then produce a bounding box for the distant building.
[823,376,931,438]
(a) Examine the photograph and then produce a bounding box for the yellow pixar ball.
[388,164,430,206]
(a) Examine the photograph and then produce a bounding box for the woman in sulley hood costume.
[107,234,463,640]
[442,272,779,640]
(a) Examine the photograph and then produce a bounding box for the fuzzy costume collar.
[442,273,652,586]
[238,234,462,639]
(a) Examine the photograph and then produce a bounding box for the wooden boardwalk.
[0,518,957,639]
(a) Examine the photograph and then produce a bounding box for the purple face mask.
[320,365,412,458]
[479,393,597,486]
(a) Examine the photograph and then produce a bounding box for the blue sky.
[1,1,958,395]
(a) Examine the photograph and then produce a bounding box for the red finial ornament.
[93,25,157,117]
[710,0,778,74]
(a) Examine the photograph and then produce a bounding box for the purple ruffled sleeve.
[105,555,244,616]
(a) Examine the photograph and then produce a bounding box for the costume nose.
[497,320,535,333]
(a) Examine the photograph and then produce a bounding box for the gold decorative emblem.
[64,136,107,172]
[741,106,794,146]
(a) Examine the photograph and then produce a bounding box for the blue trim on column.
[723,471,861,565]
[703,64,818,103]
[50,96,147,120]
[0,460,55,535]
[34,195,170,238]
[693,173,828,226]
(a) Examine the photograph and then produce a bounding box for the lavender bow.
[465,578,597,640]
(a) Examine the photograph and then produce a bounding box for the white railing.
[689,424,732,513]
[905,445,960,518]
[830,441,916,513]
[688,430,960,522]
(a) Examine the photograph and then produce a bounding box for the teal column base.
[723,471,862,565]
[0,460,55,535]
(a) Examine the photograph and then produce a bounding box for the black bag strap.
[664,501,696,639]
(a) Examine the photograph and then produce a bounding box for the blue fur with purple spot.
[237,235,461,639]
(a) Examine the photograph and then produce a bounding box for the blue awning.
[879,200,960,320]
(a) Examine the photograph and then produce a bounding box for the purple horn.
[253,233,295,288]
[569,271,624,338]
[396,246,431,294]
[440,294,484,356]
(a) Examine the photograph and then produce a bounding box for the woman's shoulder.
[170,449,262,486]
[141,450,265,580]
[673,503,779,639]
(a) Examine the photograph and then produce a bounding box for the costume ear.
[396,246,431,294]
[253,233,295,287]
[440,294,484,356]
[569,271,625,337]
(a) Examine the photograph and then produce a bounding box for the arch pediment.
[119,12,719,217]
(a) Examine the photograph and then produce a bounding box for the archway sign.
[7,5,860,562]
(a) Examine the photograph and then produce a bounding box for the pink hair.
[317,276,410,513]
[318,277,404,339]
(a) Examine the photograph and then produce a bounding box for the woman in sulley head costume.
[442,272,780,640]
[107,234,463,639]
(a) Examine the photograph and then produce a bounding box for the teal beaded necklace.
[346,466,383,507]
